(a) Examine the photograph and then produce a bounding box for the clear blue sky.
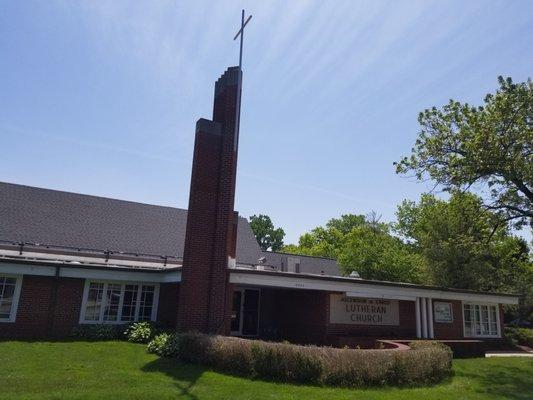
[1,1,532,244]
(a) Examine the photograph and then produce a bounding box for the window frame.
[79,280,160,325]
[461,301,501,338]
[0,274,23,323]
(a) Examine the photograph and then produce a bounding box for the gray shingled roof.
[0,182,262,265]
[261,251,342,277]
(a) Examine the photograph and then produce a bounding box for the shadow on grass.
[142,357,205,400]
[457,362,533,400]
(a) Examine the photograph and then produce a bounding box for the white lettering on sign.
[329,294,400,326]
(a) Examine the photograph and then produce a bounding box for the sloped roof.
[0,181,262,265]
[260,251,342,277]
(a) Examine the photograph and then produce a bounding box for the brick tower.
[177,66,242,334]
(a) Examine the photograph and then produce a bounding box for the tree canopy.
[282,214,424,283]
[395,192,531,293]
[395,76,533,228]
[249,214,285,252]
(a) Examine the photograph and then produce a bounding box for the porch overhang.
[229,269,519,305]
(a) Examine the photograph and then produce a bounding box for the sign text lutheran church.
[330,295,400,325]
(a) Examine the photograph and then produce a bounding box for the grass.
[1,341,532,400]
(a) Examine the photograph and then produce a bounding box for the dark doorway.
[230,288,260,336]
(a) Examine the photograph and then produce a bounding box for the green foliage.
[504,327,533,348]
[395,76,533,228]
[395,192,531,293]
[71,324,123,340]
[283,213,424,283]
[284,214,370,258]
[147,333,180,357]
[155,333,452,387]
[124,322,157,344]
[249,214,285,251]
[251,341,323,383]
[338,224,425,283]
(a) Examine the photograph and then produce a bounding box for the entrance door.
[230,288,260,336]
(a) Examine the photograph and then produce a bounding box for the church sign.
[329,294,399,325]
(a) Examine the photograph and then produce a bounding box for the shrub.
[152,333,453,387]
[147,333,180,357]
[504,327,533,347]
[251,341,323,383]
[71,324,123,340]
[124,322,157,343]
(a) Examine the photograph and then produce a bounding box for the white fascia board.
[346,291,417,301]
[229,272,519,305]
[60,267,181,283]
[0,262,56,276]
[0,262,181,283]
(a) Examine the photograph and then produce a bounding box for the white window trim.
[79,279,159,325]
[462,301,501,338]
[0,274,23,323]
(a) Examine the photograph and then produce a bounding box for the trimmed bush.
[71,324,123,340]
[147,333,180,357]
[149,333,453,387]
[251,341,323,383]
[505,327,533,348]
[124,322,157,343]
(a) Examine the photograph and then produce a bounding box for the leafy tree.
[283,214,369,258]
[395,77,533,228]
[283,214,424,282]
[338,224,425,283]
[395,192,531,292]
[249,214,285,251]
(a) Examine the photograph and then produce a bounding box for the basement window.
[462,302,500,338]
[80,281,159,324]
[0,275,23,323]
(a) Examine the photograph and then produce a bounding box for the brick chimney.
[177,67,242,334]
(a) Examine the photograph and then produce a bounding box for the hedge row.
[147,332,453,387]
[72,322,160,343]
[504,327,533,348]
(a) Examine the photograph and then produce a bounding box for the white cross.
[233,10,252,69]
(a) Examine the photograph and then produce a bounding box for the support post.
[427,297,434,339]
[415,297,422,338]
[421,296,428,338]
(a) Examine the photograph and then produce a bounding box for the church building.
[0,66,519,348]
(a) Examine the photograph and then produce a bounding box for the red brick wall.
[259,288,328,344]
[432,299,464,339]
[1,275,181,339]
[258,289,417,345]
[0,275,84,338]
[177,67,242,334]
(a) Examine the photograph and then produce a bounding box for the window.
[463,303,500,337]
[80,281,159,324]
[0,275,22,323]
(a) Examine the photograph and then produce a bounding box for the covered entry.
[230,288,260,336]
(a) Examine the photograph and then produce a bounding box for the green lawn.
[1,341,532,400]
